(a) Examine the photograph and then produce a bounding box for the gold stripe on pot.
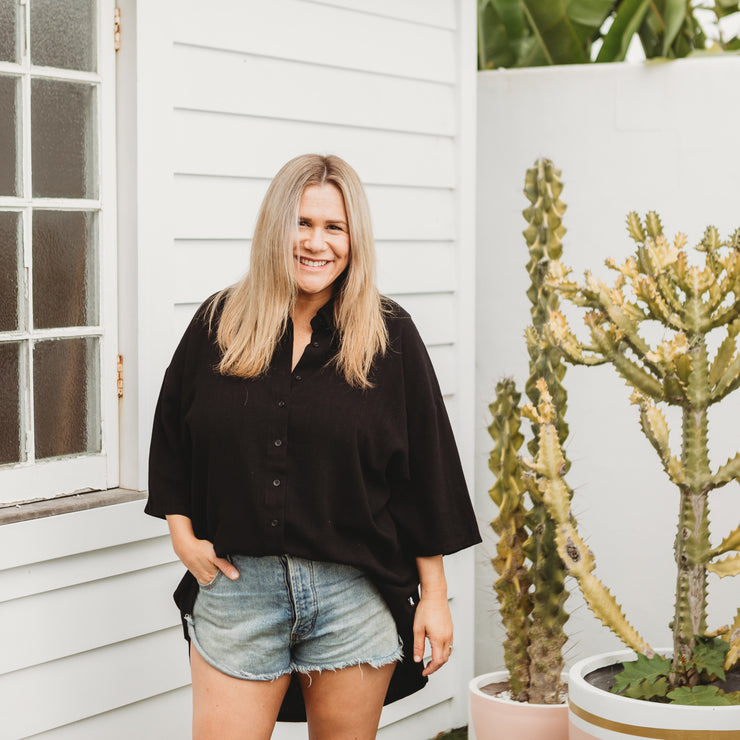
[569,702,740,739]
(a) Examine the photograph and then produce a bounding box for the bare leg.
[300,662,396,740]
[191,643,291,740]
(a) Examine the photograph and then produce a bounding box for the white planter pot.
[469,671,568,740]
[568,650,740,739]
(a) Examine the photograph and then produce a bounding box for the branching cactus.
[488,159,571,703]
[531,212,740,704]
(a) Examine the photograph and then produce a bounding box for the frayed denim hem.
[290,638,404,684]
[186,615,292,682]
[187,613,403,683]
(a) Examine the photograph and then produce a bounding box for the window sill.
[0,488,147,526]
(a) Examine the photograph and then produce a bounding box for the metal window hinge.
[114,7,121,52]
[117,354,124,398]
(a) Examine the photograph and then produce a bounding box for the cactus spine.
[545,212,740,687]
[488,159,571,703]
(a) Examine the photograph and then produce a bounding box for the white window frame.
[0,0,118,505]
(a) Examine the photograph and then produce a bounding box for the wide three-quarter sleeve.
[144,309,205,520]
[387,315,481,557]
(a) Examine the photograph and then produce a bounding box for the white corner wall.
[475,57,740,676]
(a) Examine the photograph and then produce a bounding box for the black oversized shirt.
[146,296,481,718]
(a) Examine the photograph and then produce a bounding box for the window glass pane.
[31,79,96,199]
[33,210,97,329]
[30,0,96,72]
[0,342,22,465]
[34,337,100,459]
[0,0,17,63]
[0,75,19,196]
[0,211,21,332]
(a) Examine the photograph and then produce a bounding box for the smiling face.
[293,183,350,305]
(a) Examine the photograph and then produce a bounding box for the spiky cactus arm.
[520,159,571,702]
[523,159,570,457]
[724,610,740,670]
[523,381,654,657]
[547,212,740,681]
[488,378,532,701]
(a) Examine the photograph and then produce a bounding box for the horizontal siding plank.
[368,187,455,241]
[1,562,183,674]
[174,109,456,188]
[0,499,166,570]
[173,240,250,305]
[0,535,175,603]
[300,0,456,29]
[28,686,192,740]
[377,242,457,295]
[390,293,456,346]
[175,0,454,83]
[1,627,189,740]
[174,45,455,137]
[173,176,455,242]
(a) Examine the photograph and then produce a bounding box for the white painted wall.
[3,2,478,738]
[475,57,740,676]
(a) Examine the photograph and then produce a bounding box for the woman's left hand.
[412,592,454,676]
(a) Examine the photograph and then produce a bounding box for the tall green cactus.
[488,159,571,703]
[537,212,740,702]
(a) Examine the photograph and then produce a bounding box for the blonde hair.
[208,154,388,388]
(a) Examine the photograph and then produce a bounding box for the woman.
[146,154,481,740]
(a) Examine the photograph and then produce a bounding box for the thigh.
[299,663,395,740]
[191,642,291,740]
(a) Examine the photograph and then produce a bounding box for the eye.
[298,219,310,227]
[327,224,344,231]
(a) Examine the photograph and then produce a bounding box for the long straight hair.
[208,154,388,388]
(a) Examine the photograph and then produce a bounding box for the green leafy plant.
[477,0,740,69]
[487,159,572,704]
[521,210,740,705]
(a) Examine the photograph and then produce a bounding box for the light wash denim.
[186,554,402,681]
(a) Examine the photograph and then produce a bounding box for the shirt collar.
[311,296,337,333]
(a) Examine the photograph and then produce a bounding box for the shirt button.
[295,375,302,381]
[270,519,279,527]
[274,439,282,447]
[272,479,281,487]
[277,400,285,407]
[312,341,319,348]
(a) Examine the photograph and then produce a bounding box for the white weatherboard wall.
[475,58,740,676]
[3,2,478,739]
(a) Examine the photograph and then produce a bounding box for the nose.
[303,227,323,251]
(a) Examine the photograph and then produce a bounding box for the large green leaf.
[478,1,513,69]
[668,685,740,705]
[521,0,613,65]
[597,0,652,62]
[612,653,672,699]
[660,0,690,56]
[568,0,617,26]
[690,637,729,681]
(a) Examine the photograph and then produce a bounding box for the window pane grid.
[0,0,103,475]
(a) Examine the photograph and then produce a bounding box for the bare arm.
[166,514,239,584]
[413,555,453,676]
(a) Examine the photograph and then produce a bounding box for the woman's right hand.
[165,514,240,584]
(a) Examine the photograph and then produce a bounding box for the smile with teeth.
[298,257,329,267]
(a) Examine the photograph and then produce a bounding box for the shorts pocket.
[197,569,224,590]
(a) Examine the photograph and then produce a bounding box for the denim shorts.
[186,554,402,681]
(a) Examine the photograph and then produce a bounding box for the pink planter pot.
[469,671,569,740]
[568,651,740,739]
